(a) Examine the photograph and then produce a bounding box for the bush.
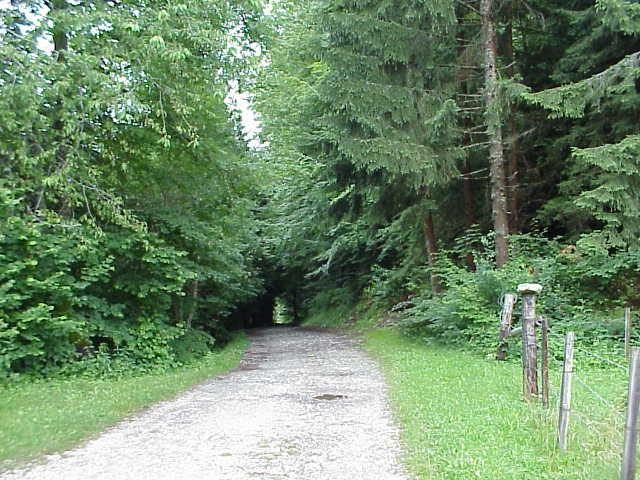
[171,329,216,363]
[303,287,357,327]
[401,232,640,354]
[0,208,192,375]
[0,188,250,376]
[0,195,107,374]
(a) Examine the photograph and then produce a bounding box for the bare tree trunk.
[456,25,478,272]
[481,0,509,267]
[292,288,300,325]
[423,211,442,293]
[506,120,519,231]
[173,300,183,324]
[504,1,520,232]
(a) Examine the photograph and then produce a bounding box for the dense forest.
[256,0,640,350]
[1,0,640,376]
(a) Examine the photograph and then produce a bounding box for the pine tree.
[313,0,462,290]
[480,0,509,266]
[524,0,640,246]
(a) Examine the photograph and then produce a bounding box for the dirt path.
[2,328,410,480]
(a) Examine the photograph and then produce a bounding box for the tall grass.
[366,329,628,480]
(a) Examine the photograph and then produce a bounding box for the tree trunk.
[504,1,520,232]
[423,211,442,293]
[462,158,477,271]
[36,0,70,214]
[292,288,300,325]
[506,119,519,231]
[185,280,199,329]
[481,0,509,267]
[52,0,69,57]
[52,1,68,137]
[456,26,478,272]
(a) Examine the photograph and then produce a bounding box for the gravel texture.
[1,327,410,480]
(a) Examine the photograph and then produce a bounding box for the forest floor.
[0,328,409,480]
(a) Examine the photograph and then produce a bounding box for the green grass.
[302,300,386,331]
[365,329,628,480]
[303,304,353,328]
[0,333,248,467]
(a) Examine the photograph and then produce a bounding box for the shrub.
[401,232,640,354]
[171,328,216,363]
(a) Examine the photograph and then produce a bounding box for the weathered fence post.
[517,283,542,401]
[558,331,574,451]
[496,293,517,360]
[540,316,550,408]
[621,348,640,480]
[625,307,632,360]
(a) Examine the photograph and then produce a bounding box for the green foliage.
[312,0,463,222]
[402,232,640,353]
[402,253,530,351]
[255,0,465,318]
[0,186,238,374]
[303,287,357,328]
[522,53,640,119]
[0,189,100,373]
[597,0,640,35]
[572,135,640,244]
[521,2,640,248]
[4,0,640,379]
[0,1,264,376]
[121,319,183,368]
[171,329,216,363]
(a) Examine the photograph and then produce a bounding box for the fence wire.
[502,300,639,474]
[536,327,630,460]
[545,329,629,372]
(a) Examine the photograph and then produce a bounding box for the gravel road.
[1,327,410,480]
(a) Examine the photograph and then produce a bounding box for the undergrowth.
[392,233,640,358]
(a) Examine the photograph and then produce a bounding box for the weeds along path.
[1,328,409,480]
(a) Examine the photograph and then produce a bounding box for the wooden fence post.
[540,316,550,408]
[496,293,517,360]
[517,283,542,401]
[625,307,632,360]
[558,331,575,451]
[621,348,640,480]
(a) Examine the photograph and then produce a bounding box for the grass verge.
[0,333,248,468]
[303,304,353,329]
[365,329,627,480]
[302,300,386,331]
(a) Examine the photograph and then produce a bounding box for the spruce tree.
[480,0,509,266]
[313,0,462,289]
[524,0,640,246]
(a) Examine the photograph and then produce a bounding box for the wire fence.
[503,295,638,478]
[559,340,627,478]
